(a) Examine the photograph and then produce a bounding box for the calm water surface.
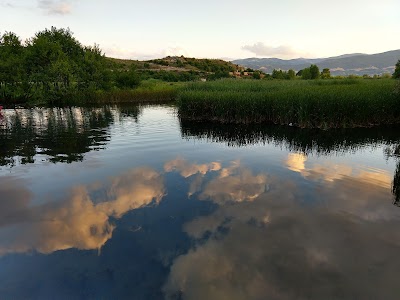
[0,105,399,300]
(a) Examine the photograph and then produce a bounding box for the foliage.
[115,65,140,88]
[300,64,320,80]
[0,27,138,105]
[177,79,400,128]
[393,60,400,79]
[252,71,261,79]
[288,69,296,80]
[301,68,312,80]
[148,56,238,75]
[321,68,331,79]
[271,69,295,80]
[310,64,320,79]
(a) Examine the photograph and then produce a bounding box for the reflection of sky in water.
[0,106,399,299]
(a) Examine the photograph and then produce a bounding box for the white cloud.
[0,167,165,255]
[0,2,14,8]
[164,160,400,300]
[242,42,307,58]
[38,0,72,15]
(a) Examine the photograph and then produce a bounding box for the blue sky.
[1,0,399,60]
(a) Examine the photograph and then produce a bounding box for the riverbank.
[84,80,181,104]
[177,79,400,129]
[0,80,182,107]
[2,78,400,129]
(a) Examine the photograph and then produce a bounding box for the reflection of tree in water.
[385,144,400,207]
[180,120,400,207]
[393,161,400,206]
[0,105,141,167]
[180,120,400,155]
[116,104,141,122]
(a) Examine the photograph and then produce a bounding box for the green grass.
[69,80,183,105]
[177,79,400,128]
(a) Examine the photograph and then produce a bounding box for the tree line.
[270,61,400,80]
[0,27,141,104]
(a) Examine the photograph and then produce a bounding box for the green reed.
[78,80,181,104]
[177,79,400,128]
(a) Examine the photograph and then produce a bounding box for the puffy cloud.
[164,158,221,178]
[199,163,268,204]
[285,153,392,188]
[242,42,307,58]
[38,0,72,15]
[98,167,165,218]
[164,159,268,203]
[285,153,307,173]
[0,167,164,255]
[164,159,400,300]
[165,200,400,300]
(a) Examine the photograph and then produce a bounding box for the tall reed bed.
[177,79,400,128]
[84,80,181,104]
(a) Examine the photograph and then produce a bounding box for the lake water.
[0,105,399,300]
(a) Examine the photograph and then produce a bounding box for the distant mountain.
[232,50,400,76]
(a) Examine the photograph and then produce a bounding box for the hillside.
[107,56,242,81]
[108,56,240,73]
[232,50,400,76]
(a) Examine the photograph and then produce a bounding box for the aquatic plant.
[177,79,400,128]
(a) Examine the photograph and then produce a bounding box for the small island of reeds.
[177,79,400,129]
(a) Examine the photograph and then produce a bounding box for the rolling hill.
[232,50,400,76]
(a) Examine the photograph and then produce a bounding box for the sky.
[1,0,400,60]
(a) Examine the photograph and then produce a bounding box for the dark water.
[0,105,399,300]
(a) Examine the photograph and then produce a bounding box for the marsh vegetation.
[178,79,400,128]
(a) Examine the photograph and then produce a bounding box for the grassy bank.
[177,79,400,128]
[1,80,181,107]
[84,80,181,104]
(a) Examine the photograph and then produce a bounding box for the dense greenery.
[272,69,296,80]
[393,60,400,79]
[0,28,121,104]
[0,28,186,105]
[149,57,238,73]
[177,79,400,128]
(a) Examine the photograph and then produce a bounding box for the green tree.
[252,71,261,79]
[272,69,286,79]
[393,60,400,79]
[301,68,312,80]
[0,32,27,100]
[310,64,320,79]
[321,68,331,79]
[288,69,296,80]
[0,32,24,83]
[115,65,140,88]
[25,27,82,93]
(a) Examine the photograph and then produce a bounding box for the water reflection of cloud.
[164,159,400,300]
[285,153,392,188]
[164,157,221,178]
[0,167,164,255]
[165,159,269,203]
[199,163,268,204]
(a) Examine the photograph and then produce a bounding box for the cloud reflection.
[0,167,164,255]
[286,153,392,188]
[165,159,269,203]
[164,158,400,300]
